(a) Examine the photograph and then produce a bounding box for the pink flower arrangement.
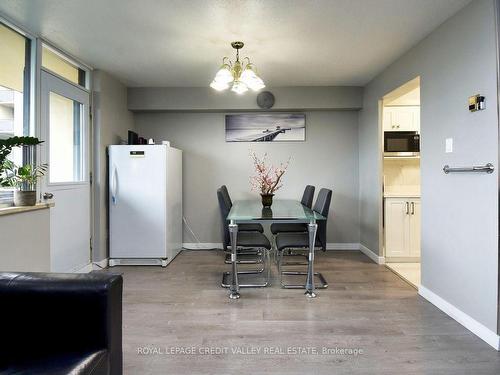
[249,151,290,195]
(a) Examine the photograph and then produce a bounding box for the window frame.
[41,42,91,91]
[0,18,37,205]
[0,14,93,205]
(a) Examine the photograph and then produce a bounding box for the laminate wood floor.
[386,262,421,288]
[108,250,500,375]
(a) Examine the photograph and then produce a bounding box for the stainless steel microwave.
[384,131,420,156]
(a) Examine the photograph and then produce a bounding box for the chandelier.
[210,41,265,94]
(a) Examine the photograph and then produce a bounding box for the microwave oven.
[384,131,420,156]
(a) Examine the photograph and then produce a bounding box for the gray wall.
[92,70,134,262]
[135,111,360,245]
[359,0,498,332]
[128,86,363,111]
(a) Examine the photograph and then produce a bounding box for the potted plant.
[1,160,48,206]
[0,136,43,187]
[249,151,290,207]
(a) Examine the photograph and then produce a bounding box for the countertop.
[0,202,55,217]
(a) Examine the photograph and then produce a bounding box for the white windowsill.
[0,202,55,217]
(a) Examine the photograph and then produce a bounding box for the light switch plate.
[445,138,453,153]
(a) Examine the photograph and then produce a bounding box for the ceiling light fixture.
[210,41,265,94]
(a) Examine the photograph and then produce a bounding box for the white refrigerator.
[108,145,182,267]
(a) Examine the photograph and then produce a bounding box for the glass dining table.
[226,199,326,299]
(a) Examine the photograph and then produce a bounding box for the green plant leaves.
[0,136,45,188]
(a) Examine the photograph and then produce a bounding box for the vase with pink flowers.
[249,151,290,208]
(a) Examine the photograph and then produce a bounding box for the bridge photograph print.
[225,113,306,142]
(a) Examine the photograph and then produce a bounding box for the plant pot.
[14,190,37,206]
[261,193,274,208]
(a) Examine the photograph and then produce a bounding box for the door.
[384,198,410,257]
[391,107,414,131]
[409,199,421,257]
[383,107,419,131]
[40,70,90,272]
[109,145,167,259]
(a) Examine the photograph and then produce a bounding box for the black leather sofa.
[0,272,123,375]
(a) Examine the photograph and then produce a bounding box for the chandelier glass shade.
[210,41,265,94]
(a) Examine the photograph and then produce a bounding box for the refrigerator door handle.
[111,165,117,204]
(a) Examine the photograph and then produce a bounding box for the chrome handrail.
[443,163,494,174]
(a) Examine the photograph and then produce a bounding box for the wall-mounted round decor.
[257,91,275,109]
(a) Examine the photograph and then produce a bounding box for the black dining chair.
[275,188,332,289]
[217,188,272,288]
[270,185,315,235]
[220,185,265,265]
[220,185,264,233]
[270,185,315,266]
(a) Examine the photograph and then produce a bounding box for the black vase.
[261,194,274,208]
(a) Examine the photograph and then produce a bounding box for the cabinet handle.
[411,202,415,215]
[405,202,409,215]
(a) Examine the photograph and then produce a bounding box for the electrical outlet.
[445,138,453,153]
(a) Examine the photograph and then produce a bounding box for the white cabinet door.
[409,199,421,257]
[385,198,410,257]
[411,107,420,132]
[383,106,420,132]
[383,107,394,131]
[391,108,413,131]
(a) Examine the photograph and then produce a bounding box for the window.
[0,22,32,205]
[49,92,84,183]
[42,45,86,88]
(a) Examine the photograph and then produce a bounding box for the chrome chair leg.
[221,248,270,288]
[266,247,271,286]
[280,249,309,266]
[279,271,328,289]
[224,250,264,264]
[278,247,328,290]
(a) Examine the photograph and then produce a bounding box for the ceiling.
[384,77,420,105]
[0,0,471,87]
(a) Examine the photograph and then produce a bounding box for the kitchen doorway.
[380,77,421,288]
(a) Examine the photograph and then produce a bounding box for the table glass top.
[227,199,326,222]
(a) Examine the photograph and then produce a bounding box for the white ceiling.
[0,0,471,87]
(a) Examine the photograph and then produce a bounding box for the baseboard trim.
[67,259,109,273]
[326,243,360,250]
[183,243,222,250]
[72,263,93,273]
[93,258,108,269]
[184,242,362,251]
[419,285,500,350]
[359,243,385,264]
[181,241,385,265]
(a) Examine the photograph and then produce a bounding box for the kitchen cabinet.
[383,106,420,131]
[384,197,420,258]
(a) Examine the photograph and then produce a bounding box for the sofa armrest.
[0,272,123,375]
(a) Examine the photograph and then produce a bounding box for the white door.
[409,199,421,257]
[384,198,410,257]
[40,70,91,272]
[391,107,414,131]
[383,107,419,131]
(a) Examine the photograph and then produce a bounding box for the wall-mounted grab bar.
[443,163,494,174]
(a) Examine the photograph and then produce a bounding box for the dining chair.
[270,185,315,266]
[217,188,272,288]
[275,188,332,289]
[220,185,265,265]
[220,185,264,233]
[270,185,315,235]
